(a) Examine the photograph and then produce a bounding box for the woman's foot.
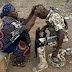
[12,62,26,67]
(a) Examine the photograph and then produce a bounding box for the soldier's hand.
[52,50,58,57]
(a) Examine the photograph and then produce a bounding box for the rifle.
[34,27,47,58]
[34,27,58,58]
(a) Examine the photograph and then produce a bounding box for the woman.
[0,3,42,67]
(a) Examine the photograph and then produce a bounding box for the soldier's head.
[35,5,49,19]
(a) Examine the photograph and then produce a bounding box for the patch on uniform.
[54,20,58,24]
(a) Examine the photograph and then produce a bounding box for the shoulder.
[2,16,16,24]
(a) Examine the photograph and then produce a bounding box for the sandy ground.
[0,0,72,72]
[8,19,72,72]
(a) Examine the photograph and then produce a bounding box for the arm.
[48,13,65,57]
[23,13,37,32]
[22,11,33,25]
[52,29,64,57]
[22,5,40,25]
[22,6,44,33]
[57,29,64,51]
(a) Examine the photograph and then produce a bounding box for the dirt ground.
[0,0,72,72]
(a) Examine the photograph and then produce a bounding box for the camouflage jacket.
[45,9,69,42]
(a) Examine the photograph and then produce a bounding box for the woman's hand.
[34,6,44,17]
[31,4,43,14]
[31,5,40,14]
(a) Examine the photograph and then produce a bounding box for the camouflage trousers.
[33,36,69,72]
[33,36,57,72]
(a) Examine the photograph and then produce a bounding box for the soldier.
[33,6,69,72]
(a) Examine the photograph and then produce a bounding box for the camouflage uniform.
[33,8,69,72]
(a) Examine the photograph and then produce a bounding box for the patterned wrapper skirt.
[13,40,30,66]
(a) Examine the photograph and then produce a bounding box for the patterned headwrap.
[0,3,14,19]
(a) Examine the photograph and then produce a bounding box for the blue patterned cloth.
[0,3,14,19]
[0,16,26,53]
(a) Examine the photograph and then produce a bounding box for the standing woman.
[0,3,41,67]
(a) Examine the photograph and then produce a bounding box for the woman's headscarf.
[0,3,14,19]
